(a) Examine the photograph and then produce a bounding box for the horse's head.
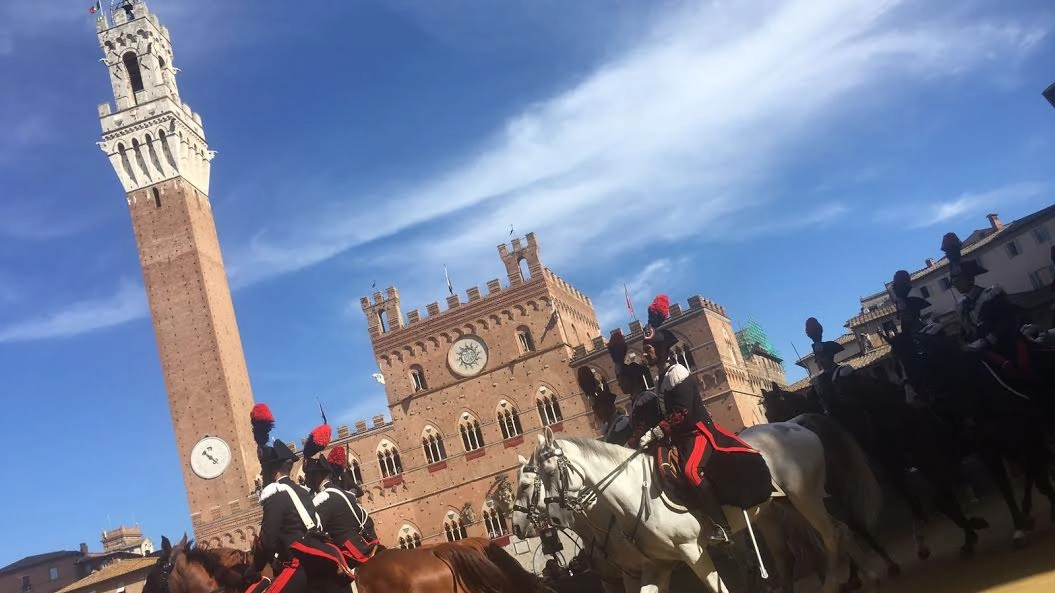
[510,453,546,539]
[532,427,585,529]
[144,535,245,593]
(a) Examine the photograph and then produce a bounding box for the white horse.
[531,424,878,593]
[510,453,726,593]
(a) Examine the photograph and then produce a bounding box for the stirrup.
[708,525,732,545]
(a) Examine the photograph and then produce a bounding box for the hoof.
[1024,516,1036,531]
[968,517,989,530]
[917,546,931,561]
[960,531,979,558]
[887,563,901,578]
[1012,530,1030,549]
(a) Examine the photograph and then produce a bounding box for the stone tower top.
[96,0,213,195]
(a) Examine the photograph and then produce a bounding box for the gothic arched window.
[410,365,427,392]
[397,524,422,550]
[482,501,508,539]
[123,51,144,94]
[376,441,403,478]
[536,388,563,426]
[421,425,447,464]
[459,413,485,452]
[496,400,523,439]
[444,513,469,542]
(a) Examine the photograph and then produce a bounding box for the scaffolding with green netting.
[735,317,781,360]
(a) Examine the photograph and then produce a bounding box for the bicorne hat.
[805,317,844,358]
[642,295,678,349]
[940,232,987,278]
[251,403,298,485]
[890,270,932,317]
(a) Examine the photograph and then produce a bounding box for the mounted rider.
[605,329,664,449]
[302,429,381,571]
[635,295,772,545]
[889,269,938,406]
[578,366,632,445]
[940,233,1035,380]
[245,404,354,593]
[325,445,380,544]
[805,317,854,416]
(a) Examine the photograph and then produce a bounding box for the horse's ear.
[536,432,547,448]
[543,426,556,445]
[161,536,172,557]
[179,533,189,549]
[517,454,529,466]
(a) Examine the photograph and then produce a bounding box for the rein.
[538,444,653,543]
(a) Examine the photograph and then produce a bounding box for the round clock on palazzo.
[190,436,232,480]
[447,335,489,377]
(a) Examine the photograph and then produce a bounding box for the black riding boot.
[697,477,732,545]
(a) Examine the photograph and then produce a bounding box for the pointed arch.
[518,258,531,281]
[410,364,428,392]
[671,342,696,371]
[515,325,535,353]
[444,509,469,542]
[421,424,447,464]
[458,411,485,452]
[536,386,563,426]
[397,523,422,550]
[122,51,144,94]
[496,399,523,440]
[376,439,403,478]
[482,499,509,539]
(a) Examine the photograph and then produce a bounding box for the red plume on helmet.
[303,424,332,460]
[251,403,275,447]
[327,445,348,469]
[891,270,912,299]
[805,317,823,343]
[941,232,963,263]
[647,295,671,328]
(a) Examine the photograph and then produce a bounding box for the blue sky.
[1,0,1053,565]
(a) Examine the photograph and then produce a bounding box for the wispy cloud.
[0,278,146,343]
[593,257,692,331]
[874,181,1049,228]
[230,0,1047,285]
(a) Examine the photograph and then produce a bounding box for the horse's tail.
[481,542,553,593]
[790,413,883,530]
[431,543,514,593]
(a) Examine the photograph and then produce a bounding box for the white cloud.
[592,257,692,331]
[875,181,1049,228]
[0,278,146,343]
[230,0,1047,284]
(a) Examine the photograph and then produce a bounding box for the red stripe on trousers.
[260,559,299,593]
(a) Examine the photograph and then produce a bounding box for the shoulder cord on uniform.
[326,487,370,529]
[275,483,319,530]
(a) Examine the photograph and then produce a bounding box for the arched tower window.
[152,187,161,208]
[482,500,509,539]
[123,51,144,94]
[349,457,363,485]
[516,326,535,353]
[421,425,446,464]
[376,440,403,478]
[377,310,388,333]
[397,524,422,550]
[672,343,696,371]
[496,400,523,439]
[444,511,468,542]
[410,365,427,392]
[536,387,563,426]
[459,412,485,452]
[518,258,531,281]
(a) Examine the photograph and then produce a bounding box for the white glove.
[638,426,664,450]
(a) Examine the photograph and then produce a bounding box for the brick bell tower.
[95,0,259,539]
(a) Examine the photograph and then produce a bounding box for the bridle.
[153,549,228,593]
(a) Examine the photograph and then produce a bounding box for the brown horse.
[145,534,551,593]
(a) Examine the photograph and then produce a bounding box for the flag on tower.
[89,1,101,14]
[624,284,636,321]
[444,265,454,296]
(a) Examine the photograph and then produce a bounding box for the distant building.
[788,206,1055,392]
[1,528,152,593]
[53,558,156,593]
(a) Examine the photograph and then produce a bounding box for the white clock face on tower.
[190,436,232,480]
[448,336,489,377]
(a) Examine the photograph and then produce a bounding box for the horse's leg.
[845,521,899,578]
[787,490,878,593]
[879,461,932,560]
[928,478,987,557]
[978,447,1031,547]
[639,560,674,593]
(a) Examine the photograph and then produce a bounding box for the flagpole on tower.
[624,284,637,323]
[444,265,454,296]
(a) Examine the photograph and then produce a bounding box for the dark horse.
[884,327,1055,547]
[761,373,990,560]
[145,534,553,593]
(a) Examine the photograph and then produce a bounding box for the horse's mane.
[557,436,636,466]
[183,545,246,590]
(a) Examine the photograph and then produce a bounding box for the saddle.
[654,445,698,510]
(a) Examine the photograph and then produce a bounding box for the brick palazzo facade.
[91,2,788,568]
